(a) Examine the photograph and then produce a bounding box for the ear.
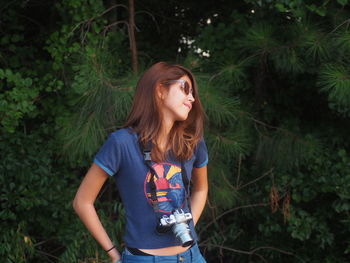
[156,83,166,100]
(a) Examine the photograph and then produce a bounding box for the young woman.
[73,62,208,263]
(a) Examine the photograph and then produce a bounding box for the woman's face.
[159,75,195,123]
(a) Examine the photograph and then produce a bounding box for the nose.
[188,92,195,102]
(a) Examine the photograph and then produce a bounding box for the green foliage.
[318,64,350,116]
[1,223,35,263]
[0,129,76,262]
[2,0,350,262]
[59,203,125,263]
[238,23,279,55]
[0,0,129,262]
[193,1,350,262]
[59,47,134,163]
[0,69,37,132]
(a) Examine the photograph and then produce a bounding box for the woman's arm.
[190,165,208,226]
[73,163,121,262]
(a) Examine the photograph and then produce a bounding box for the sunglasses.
[165,79,194,97]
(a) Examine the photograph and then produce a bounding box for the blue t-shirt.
[93,128,208,249]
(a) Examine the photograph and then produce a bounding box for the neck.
[162,118,174,136]
[157,118,174,151]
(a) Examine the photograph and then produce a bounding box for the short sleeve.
[93,133,121,176]
[193,138,208,168]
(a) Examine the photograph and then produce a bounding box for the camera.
[157,209,194,247]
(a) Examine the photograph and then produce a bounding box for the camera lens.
[172,223,194,247]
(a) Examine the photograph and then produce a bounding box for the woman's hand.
[111,257,121,263]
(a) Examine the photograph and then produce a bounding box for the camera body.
[157,209,194,247]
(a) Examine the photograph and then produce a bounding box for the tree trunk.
[128,0,138,74]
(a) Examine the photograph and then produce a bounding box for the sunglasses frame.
[164,79,194,97]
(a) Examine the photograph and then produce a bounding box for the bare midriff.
[140,245,190,256]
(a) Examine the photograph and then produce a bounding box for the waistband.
[122,243,202,262]
[126,242,196,256]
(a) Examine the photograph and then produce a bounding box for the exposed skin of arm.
[190,165,208,226]
[72,163,120,262]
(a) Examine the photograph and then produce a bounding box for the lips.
[184,103,192,110]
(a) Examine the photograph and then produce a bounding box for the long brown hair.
[123,61,205,162]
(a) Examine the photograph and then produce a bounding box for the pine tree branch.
[236,154,242,188]
[238,167,274,190]
[221,171,236,191]
[102,21,129,37]
[100,4,129,17]
[208,52,260,86]
[250,116,301,139]
[71,4,128,32]
[200,243,304,262]
[199,203,269,235]
[327,19,350,37]
[135,10,160,34]
[70,4,129,43]
[37,250,59,262]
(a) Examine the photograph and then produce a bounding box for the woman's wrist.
[105,244,116,252]
[107,247,120,262]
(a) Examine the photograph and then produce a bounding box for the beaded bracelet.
[105,245,116,253]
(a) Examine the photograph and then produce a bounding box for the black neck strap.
[139,140,191,213]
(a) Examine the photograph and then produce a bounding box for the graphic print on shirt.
[143,163,186,213]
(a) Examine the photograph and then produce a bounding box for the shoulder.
[195,137,206,150]
[193,136,208,168]
[111,127,135,138]
[109,128,138,145]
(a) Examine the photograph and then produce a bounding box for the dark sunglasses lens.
[184,82,191,95]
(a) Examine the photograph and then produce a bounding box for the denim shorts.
[121,243,207,263]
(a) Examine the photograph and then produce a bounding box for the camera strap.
[139,139,191,214]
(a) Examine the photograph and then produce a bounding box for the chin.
[176,114,189,121]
